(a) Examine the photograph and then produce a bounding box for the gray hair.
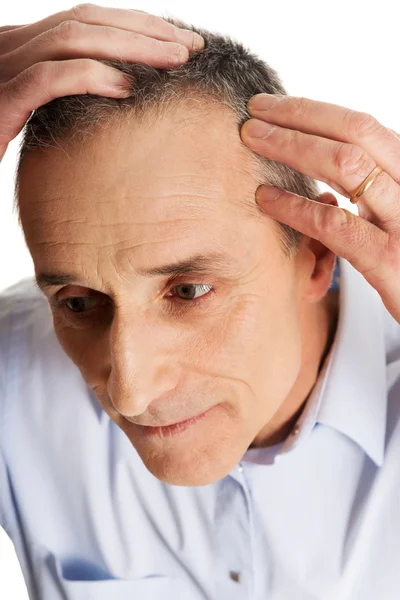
[14,14,320,257]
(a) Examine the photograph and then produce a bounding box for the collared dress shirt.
[1,255,400,600]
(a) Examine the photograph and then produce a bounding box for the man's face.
[18,103,314,486]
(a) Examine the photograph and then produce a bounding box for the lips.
[131,405,217,438]
[130,407,213,428]
[143,414,203,428]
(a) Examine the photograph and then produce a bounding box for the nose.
[106,309,181,418]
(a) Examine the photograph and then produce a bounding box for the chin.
[128,432,250,487]
[148,451,231,486]
[137,447,237,486]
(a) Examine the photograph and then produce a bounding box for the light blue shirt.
[1,256,400,600]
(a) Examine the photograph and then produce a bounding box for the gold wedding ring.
[350,165,383,204]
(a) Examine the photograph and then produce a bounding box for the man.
[1,5,400,600]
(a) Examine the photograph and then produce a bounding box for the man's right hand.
[0,3,204,161]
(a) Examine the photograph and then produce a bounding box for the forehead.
[19,102,257,206]
[17,104,265,268]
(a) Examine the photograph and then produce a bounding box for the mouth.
[130,405,218,439]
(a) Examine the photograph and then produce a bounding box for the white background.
[1,0,399,597]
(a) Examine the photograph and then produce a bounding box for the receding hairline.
[16,94,269,226]
[13,14,318,257]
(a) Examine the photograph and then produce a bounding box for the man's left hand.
[240,94,400,324]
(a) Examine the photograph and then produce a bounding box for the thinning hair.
[14,14,320,257]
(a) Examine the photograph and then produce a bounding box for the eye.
[59,297,98,313]
[52,282,214,323]
[51,295,107,322]
[170,283,213,302]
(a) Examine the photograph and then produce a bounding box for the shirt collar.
[91,257,388,466]
[311,255,387,466]
[244,256,388,467]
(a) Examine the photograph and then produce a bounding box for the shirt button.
[292,425,300,436]
[229,571,241,583]
[238,464,244,472]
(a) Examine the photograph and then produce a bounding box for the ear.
[300,192,339,302]
[318,191,339,208]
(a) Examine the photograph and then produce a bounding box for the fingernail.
[255,186,265,206]
[256,185,284,205]
[175,29,204,52]
[245,120,277,139]
[248,93,286,111]
[192,33,205,51]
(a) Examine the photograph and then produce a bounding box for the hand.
[240,94,400,324]
[0,3,204,161]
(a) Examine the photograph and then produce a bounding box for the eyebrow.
[34,252,236,292]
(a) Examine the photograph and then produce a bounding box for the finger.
[247,95,400,185]
[0,5,204,55]
[0,25,30,54]
[0,58,130,147]
[0,25,28,33]
[389,128,400,139]
[255,186,390,282]
[2,21,190,81]
[241,119,400,232]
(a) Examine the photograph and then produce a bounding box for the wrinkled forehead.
[18,103,262,236]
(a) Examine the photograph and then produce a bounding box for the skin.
[242,94,400,326]
[17,101,339,487]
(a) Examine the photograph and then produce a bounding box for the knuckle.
[153,37,168,53]
[168,24,186,42]
[285,128,299,146]
[332,142,374,178]
[27,62,50,88]
[12,62,49,99]
[74,57,95,77]
[275,127,298,150]
[290,96,309,118]
[54,19,82,42]
[142,13,162,31]
[315,205,348,234]
[166,42,188,63]
[70,3,95,20]
[346,109,382,138]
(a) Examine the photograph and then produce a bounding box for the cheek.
[197,286,303,422]
[186,290,302,393]
[252,291,303,419]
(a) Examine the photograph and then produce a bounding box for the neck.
[249,289,340,449]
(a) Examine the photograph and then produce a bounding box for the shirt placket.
[214,462,255,599]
